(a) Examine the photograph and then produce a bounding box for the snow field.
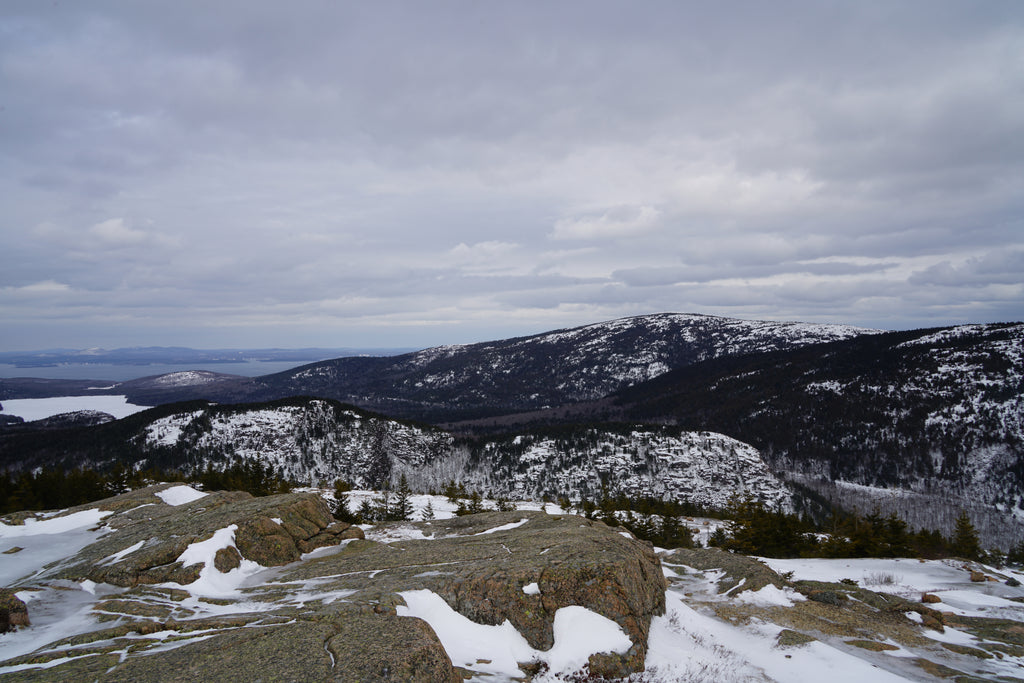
[641,590,911,683]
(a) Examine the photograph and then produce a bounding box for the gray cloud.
[1,1,1022,350]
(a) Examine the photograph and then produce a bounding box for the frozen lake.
[0,396,151,422]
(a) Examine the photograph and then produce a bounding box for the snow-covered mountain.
[604,322,1024,546]
[452,430,789,510]
[24,313,874,420]
[256,313,876,421]
[144,400,789,508]
[138,398,452,489]
[0,397,792,511]
[1,315,1020,546]
[13,486,1024,681]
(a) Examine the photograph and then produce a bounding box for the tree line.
[0,459,293,514]
[4,466,1022,566]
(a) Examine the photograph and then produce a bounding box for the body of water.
[0,360,313,382]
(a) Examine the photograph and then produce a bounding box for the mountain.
[2,314,1020,546]
[0,486,666,680]
[588,322,1024,546]
[0,397,792,514]
[40,313,872,421]
[253,313,875,422]
[1,314,875,422]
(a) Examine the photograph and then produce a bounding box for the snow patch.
[477,518,530,535]
[162,525,265,598]
[100,540,146,566]
[397,589,631,679]
[733,583,805,607]
[155,485,207,506]
[0,509,111,538]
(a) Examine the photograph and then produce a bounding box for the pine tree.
[375,485,393,522]
[951,510,982,560]
[331,479,358,524]
[456,490,487,516]
[444,480,461,505]
[421,498,435,521]
[358,498,375,522]
[1007,540,1024,566]
[658,515,693,549]
[494,496,517,512]
[393,474,413,521]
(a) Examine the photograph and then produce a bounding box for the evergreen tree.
[494,496,517,512]
[393,474,413,521]
[444,480,461,505]
[630,513,656,541]
[598,489,620,527]
[331,479,358,524]
[1008,540,1024,566]
[657,515,694,549]
[709,526,728,547]
[374,485,393,522]
[456,490,487,516]
[358,498,375,522]
[421,498,435,521]
[951,510,982,560]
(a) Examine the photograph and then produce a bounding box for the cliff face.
[0,484,666,681]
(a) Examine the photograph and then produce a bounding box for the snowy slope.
[139,399,453,488]
[131,400,791,507]
[610,322,1024,546]
[453,430,790,510]
[252,313,878,421]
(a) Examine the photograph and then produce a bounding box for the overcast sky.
[1,2,1022,351]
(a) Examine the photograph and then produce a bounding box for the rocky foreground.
[3,484,1024,682]
[0,484,665,681]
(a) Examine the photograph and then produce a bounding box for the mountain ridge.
[70,312,876,420]
[1,314,1020,546]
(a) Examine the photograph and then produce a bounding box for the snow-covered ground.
[0,395,151,422]
[760,556,1024,621]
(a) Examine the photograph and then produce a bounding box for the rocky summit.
[6,484,1024,682]
[0,484,666,681]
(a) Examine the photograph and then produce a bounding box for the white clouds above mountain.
[1,1,1021,349]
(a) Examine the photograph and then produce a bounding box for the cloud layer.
[1,2,1022,349]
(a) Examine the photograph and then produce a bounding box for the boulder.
[48,485,347,586]
[275,511,667,679]
[429,514,666,676]
[0,589,29,632]
[662,546,785,594]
